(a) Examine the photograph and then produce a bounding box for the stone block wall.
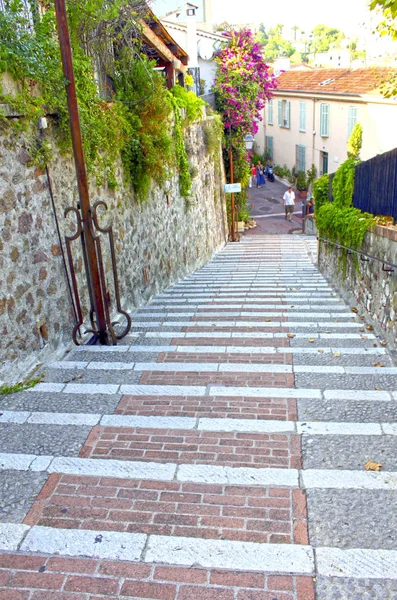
[0,115,227,382]
[318,225,397,349]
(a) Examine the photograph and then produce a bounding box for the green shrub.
[313,174,330,211]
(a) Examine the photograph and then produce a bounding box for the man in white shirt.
[283,187,296,222]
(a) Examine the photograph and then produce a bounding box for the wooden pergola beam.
[141,21,187,74]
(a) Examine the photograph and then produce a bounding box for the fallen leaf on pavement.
[365,461,383,472]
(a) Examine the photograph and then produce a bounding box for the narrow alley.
[1,235,397,599]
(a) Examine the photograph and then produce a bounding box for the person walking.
[256,162,265,188]
[283,186,296,222]
[249,164,256,188]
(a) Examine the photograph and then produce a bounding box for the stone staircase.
[1,234,397,599]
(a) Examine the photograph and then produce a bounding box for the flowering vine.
[213,29,278,139]
[212,29,278,226]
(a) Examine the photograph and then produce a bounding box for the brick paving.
[0,553,315,599]
[1,234,396,599]
[115,395,297,420]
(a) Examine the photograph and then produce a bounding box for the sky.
[153,0,374,35]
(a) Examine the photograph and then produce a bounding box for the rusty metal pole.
[54,0,108,343]
[229,148,236,242]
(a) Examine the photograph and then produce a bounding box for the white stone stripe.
[134,311,354,318]
[51,362,393,375]
[146,304,347,309]
[1,412,395,436]
[27,383,392,400]
[145,536,314,574]
[302,469,397,490]
[316,547,397,579]
[15,525,314,575]
[21,526,146,562]
[143,332,375,339]
[3,453,397,491]
[129,320,363,328]
[0,523,30,552]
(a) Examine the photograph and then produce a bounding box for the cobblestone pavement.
[1,234,397,599]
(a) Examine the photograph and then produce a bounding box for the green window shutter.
[266,136,274,158]
[299,102,306,132]
[268,100,274,125]
[285,100,291,128]
[278,100,282,126]
[320,103,329,137]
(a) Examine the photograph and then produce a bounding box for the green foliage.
[0,376,42,396]
[315,149,374,269]
[332,157,357,208]
[369,0,397,97]
[306,164,317,186]
[0,1,215,203]
[313,174,330,211]
[257,25,296,60]
[370,0,397,18]
[203,116,223,156]
[170,84,205,124]
[311,24,344,54]
[170,96,192,199]
[296,170,308,191]
[316,204,375,251]
[273,164,295,183]
[116,54,173,200]
[347,123,363,159]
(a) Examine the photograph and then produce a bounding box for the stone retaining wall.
[0,116,227,382]
[318,225,397,350]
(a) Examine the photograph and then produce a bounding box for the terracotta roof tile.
[276,68,395,95]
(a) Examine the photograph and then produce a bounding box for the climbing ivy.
[313,173,330,212]
[315,124,375,261]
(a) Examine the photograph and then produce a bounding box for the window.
[320,103,330,137]
[348,106,358,138]
[277,100,290,128]
[295,145,306,172]
[283,100,291,128]
[268,100,274,125]
[299,102,306,132]
[266,136,274,159]
[278,100,282,126]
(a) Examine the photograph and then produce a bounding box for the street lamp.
[244,134,254,151]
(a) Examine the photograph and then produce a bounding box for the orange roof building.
[255,68,397,176]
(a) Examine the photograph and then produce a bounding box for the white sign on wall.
[224,183,242,193]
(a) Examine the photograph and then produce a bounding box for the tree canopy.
[370,0,397,96]
[311,24,344,54]
[257,24,295,61]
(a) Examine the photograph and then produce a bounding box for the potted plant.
[306,164,317,188]
[296,170,308,199]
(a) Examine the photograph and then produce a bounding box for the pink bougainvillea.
[213,29,278,139]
